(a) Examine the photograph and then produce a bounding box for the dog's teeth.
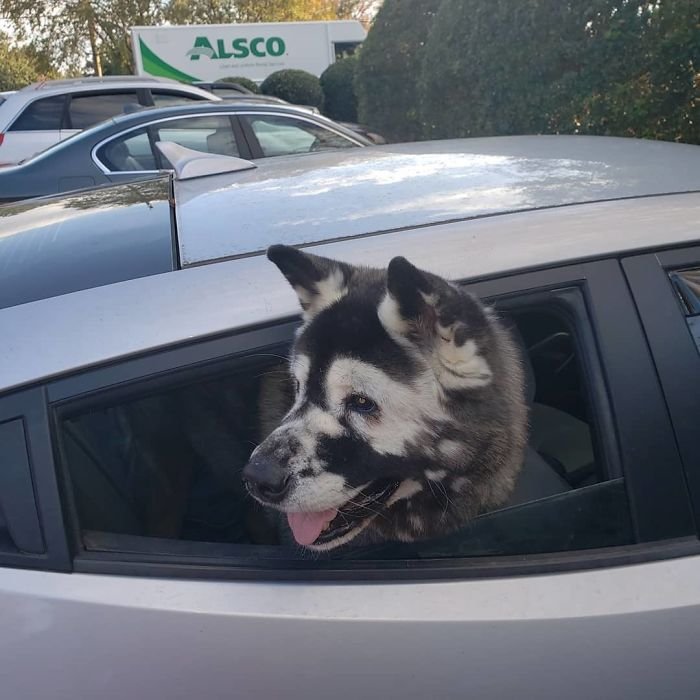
[322,523,330,532]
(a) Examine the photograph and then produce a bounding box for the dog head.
[243,245,527,550]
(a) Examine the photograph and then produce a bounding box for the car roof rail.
[155,141,257,180]
[22,76,178,91]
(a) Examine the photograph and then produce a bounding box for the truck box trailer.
[131,20,366,84]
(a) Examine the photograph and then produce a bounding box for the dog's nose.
[243,455,291,502]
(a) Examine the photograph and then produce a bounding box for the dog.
[243,245,528,551]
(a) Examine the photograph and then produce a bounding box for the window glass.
[97,128,157,172]
[55,301,633,561]
[670,267,700,353]
[244,115,357,157]
[69,92,141,129]
[10,96,65,131]
[151,91,206,107]
[671,268,700,315]
[154,116,240,157]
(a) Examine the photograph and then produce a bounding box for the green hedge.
[217,76,259,93]
[260,69,323,109]
[320,56,358,122]
[422,0,700,144]
[355,0,443,142]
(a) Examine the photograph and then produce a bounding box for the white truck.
[131,20,366,84]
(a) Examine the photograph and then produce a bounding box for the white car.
[1,136,700,698]
[0,76,218,166]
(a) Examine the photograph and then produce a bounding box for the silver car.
[1,136,700,699]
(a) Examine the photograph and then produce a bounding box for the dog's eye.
[346,394,378,414]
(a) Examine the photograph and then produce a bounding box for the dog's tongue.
[287,509,337,545]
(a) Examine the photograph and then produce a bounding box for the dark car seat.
[505,323,573,507]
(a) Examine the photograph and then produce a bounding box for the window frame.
[2,258,697,580]
[0,389,71,571]
[622,245,700,532]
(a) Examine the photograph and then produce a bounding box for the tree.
[355,0,442,142]
[0,32,49,90]
[320,55,358,121]
[0,0,164,75]
[559,0,700,143]
[419,0,699,144]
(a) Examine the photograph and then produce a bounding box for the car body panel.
[1,191,699,395]
[173,135,700,265]
[2,556,700,699]
[0,177,174,310]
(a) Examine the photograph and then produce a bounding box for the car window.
[154,116,240,158]
[68,92,141,129]
[151,91,207,107]
[53,292,633,562]
[9,95,66,131]
[243,115,358,157]
[97,128,157,172]
[669,267,700,352]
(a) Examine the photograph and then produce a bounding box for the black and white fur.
[243,245,527,551]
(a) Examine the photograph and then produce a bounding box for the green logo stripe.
[139,38,201,83]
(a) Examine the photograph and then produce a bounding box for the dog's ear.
[379,256,494,389]
[267,245,351,320]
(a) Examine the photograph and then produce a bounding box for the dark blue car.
[0,101,370,203]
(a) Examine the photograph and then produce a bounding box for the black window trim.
[622,245,700,533]
[2,258,697,579]
[0,389,71,571]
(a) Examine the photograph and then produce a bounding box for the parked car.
[0,101,372,202]
[0,76,218,166]
[1,136,700,699]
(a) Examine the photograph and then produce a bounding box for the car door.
[1,258,699,700]
[94,115,253,184]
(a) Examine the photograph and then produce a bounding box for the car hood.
[172,135,700,266]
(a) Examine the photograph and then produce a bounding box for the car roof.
[0,79,218,118]
[19,76,196,91]
[1,191,699,395]
[173,135,700,265]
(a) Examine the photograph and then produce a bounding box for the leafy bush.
[0,36,41,91]
[355,0,442,142]
[217,76,259,94]
[320,56,358,122]
[260,69,323,109]
[419,0,699,144]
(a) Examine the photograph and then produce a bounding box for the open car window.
[53,284,634,564]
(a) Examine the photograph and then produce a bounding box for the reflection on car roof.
[172,135,700,266]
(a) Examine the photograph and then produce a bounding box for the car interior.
[57,304,630,560]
